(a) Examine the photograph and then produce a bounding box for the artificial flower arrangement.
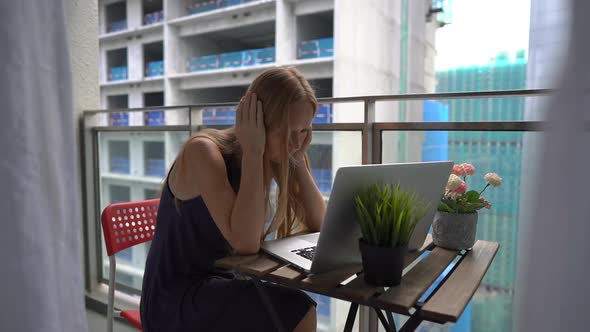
[438,163,503,214]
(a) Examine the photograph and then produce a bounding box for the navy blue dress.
[140,154,316,331]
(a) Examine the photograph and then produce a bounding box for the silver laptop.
[261,161,453,274]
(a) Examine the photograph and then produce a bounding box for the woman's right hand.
[235,92,266,157]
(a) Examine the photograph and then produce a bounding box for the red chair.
[101,199,160,332]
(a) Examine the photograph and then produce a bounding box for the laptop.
[260,161,453,274]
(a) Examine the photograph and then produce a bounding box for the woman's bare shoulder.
[168,137,224,200]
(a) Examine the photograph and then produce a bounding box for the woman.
[140,67,327,331]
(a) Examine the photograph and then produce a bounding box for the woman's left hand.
[292,130,312,164]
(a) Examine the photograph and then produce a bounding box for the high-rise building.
[436,50,527,332]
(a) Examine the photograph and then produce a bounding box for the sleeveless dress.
[140,154,316,331]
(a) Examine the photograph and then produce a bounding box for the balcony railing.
[83,88,564,331]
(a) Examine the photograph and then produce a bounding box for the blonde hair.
[177,66,318,240]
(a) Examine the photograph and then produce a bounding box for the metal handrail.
[83,88,552,114]
[83,88,556,166]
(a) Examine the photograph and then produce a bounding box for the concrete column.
[128,40,143,81]
[334,0,401,166]
[127,0,142,30]
[99,1,108,34]
[164,0,184,21]
[403,0,438,162]
[129,89,145,125]
[276,0,297,64]
[65,0,100,311]
[163,1,190,126]
[333,0,400,99]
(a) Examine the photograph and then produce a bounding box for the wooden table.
[215,235,499,332]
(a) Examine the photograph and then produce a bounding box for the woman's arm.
[226,92,267,253]
[229,151,265,253]
[179,140,264,255]
[293,163,326,232]
[292,130,327,232]
[172,93,266,255]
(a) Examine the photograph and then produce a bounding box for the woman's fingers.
[237,92,264,129]
[237,97,245,122]
[239,94,249,123]
[257,100,263,129]
[235,92,266,156]
[244,93,251,122]
[303,129,312,147]
[242,93,253,123]
[249,93,257,125]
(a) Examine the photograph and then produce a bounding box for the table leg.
[369,308,379,332]
[398,310,424,332]
[386,310,396,331]
[373,308,397,332]
[344,303,359,332]
[359,306,379,332]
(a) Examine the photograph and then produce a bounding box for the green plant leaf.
[446,199,458,211]
[383,199,392,245]
[462,202,484,213]
[464,190,480,202]
[438,201,454,213]
[353,182,429,247]
[354,196,371,240]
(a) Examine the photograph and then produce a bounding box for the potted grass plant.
[354,183,429,286]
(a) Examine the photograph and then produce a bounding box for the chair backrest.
[101,198,160,257]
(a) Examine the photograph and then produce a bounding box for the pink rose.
[461,163,476,176]
[453,182,467,194]
[446,174,464,191]
[480,196,491,209]
[452,164,467,177]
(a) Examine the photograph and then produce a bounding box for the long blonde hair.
[178,66,318,240]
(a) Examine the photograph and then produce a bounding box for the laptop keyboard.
[291,246,316,261]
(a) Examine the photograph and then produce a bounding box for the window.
[107,95,129,127]
[142,0,163,25]
[109,184,130,203]
[105,1,127,33]
[307,143,333,195]
[108,140,130,174]
[185,21,275,73]
[143,42,164,78]
[144,188,160,200]
[144,141,166,177]
[296,11,334,60]
[144,92,165,126]
[107,48,128,81]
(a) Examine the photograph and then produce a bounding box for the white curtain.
[515,0,590,330]
[0,1,88,331]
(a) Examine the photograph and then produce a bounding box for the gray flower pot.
[432,211,478,250]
